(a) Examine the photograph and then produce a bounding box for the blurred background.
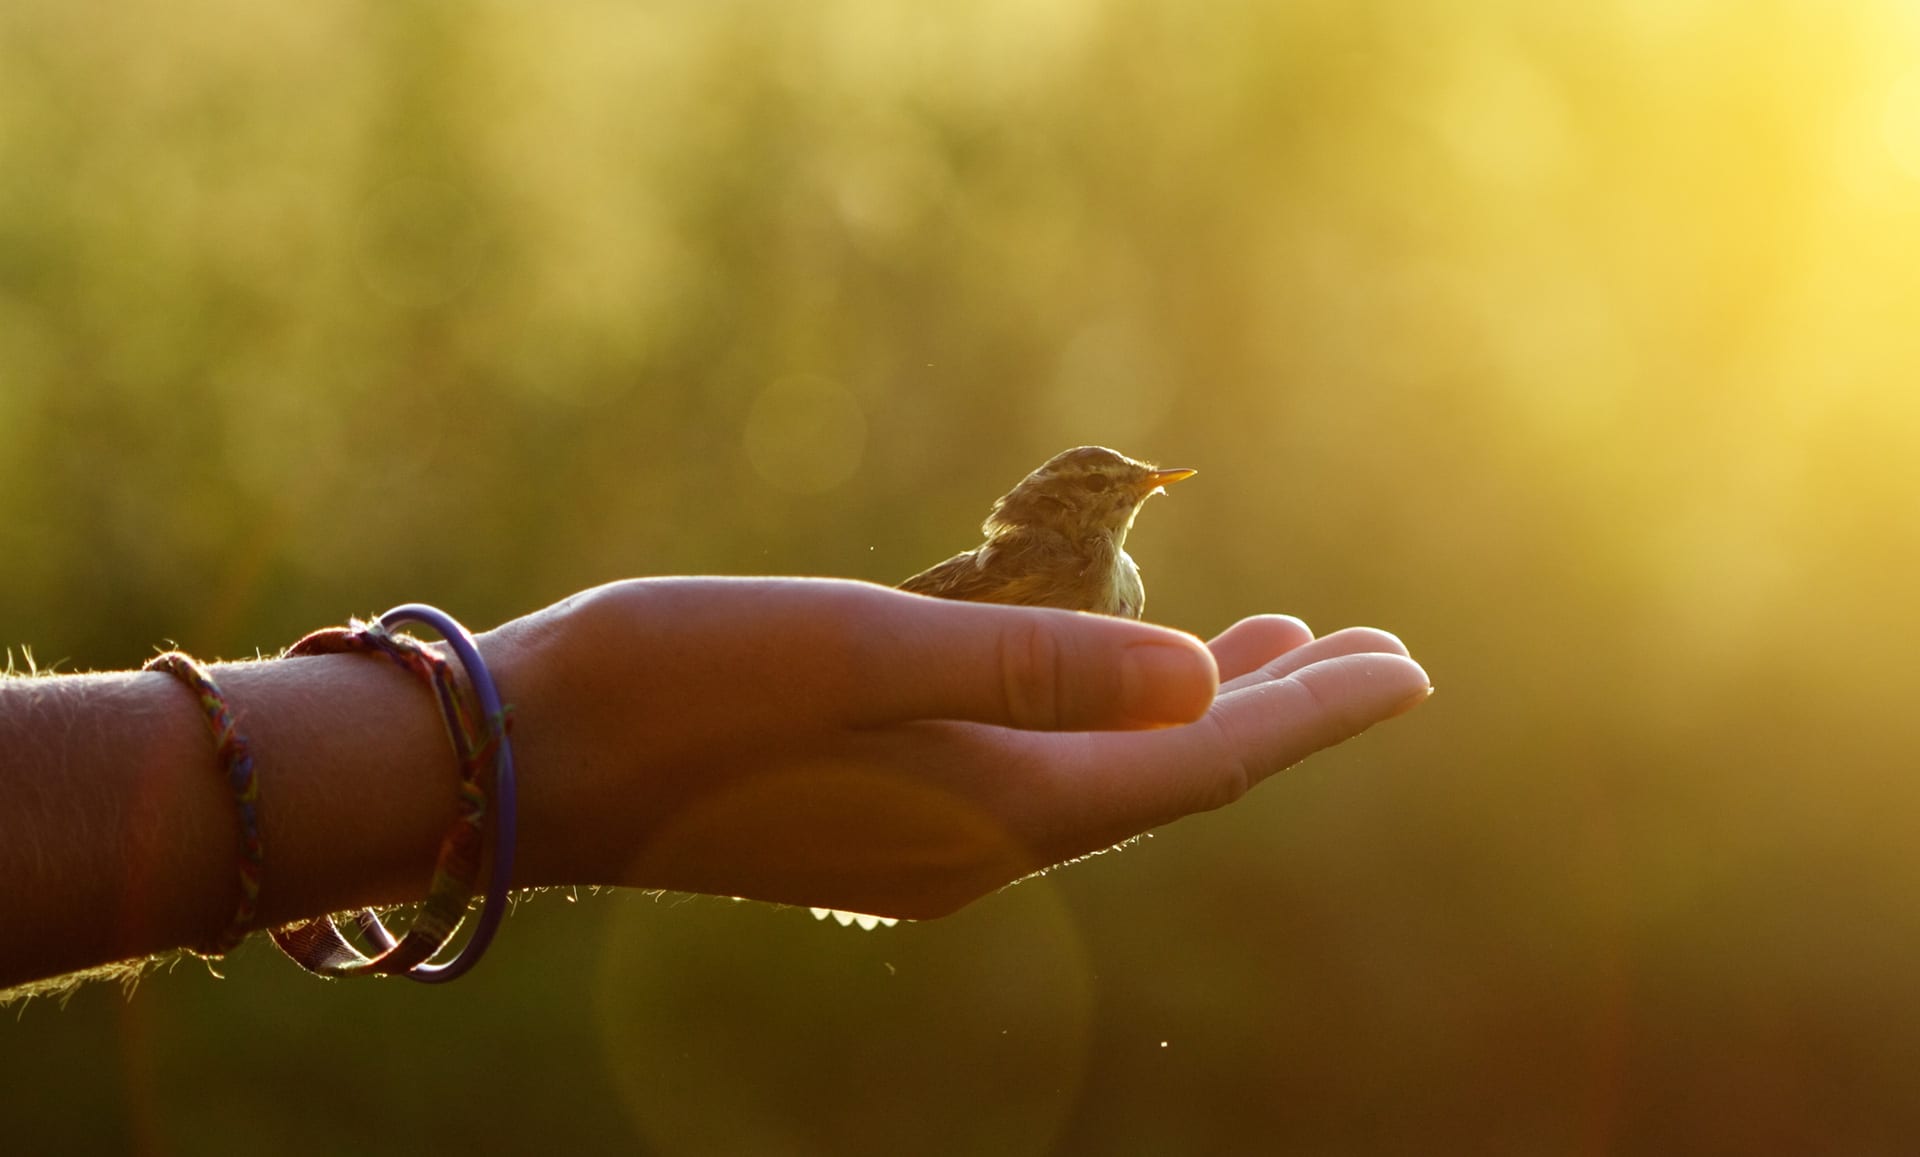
[5,0,1920,1151]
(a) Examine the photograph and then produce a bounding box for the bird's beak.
[1140,467,1197,497]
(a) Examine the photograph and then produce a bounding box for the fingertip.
[1120,634,1219,727]
[1212,613,1314,646]
[1294,652,1431,734]
[1387,684,1434,719]
[1208,614,1314,682]
[1323,625,1413,660]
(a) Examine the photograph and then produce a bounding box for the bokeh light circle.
[742,374,869,494]
[594,879,1094,1157]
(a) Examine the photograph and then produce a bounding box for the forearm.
[0,654,465,988]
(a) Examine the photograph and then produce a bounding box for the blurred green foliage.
[7,0,1920,1152]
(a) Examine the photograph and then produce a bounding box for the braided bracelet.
[269,604,517,984]
[143,651,264,957]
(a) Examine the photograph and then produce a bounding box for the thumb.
[856,592,1219,731]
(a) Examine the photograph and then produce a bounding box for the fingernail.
[1387,685,1435,719]
[1122,641,1217,724]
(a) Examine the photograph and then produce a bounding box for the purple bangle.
[368,603,518,983]
[268,603,517,983]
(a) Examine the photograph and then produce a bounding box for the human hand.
[485,578,1429,920]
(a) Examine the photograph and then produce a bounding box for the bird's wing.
[898,543,1079,608]
[896,549,985,597]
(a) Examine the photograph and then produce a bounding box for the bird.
[898,445,1196,620]
[814,446,1195,930]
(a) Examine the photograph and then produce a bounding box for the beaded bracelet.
[268,604,517,984]
[143,651,264,957]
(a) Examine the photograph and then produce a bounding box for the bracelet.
[268,604,517,984]
[143,651,264,957]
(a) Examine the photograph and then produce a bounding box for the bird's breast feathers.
[1109,550,1145,619]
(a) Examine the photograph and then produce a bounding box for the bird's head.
[982,445,1196,544]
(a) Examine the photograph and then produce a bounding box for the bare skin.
[0,577,1430,989]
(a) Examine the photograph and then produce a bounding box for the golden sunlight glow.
[1882,68,1920,182]
[8,2,1920,1151]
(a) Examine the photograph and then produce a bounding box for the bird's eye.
[1077,474,1112,493]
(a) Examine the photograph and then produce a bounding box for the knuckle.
[1194,715,1256,813]
[997,618,1064,730]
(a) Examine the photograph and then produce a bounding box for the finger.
[1206,652,1431,795]
[850,588,1220,731]
[1219,626,1412,694]
[1031,651,1431,857]
[1207,615,1314,682]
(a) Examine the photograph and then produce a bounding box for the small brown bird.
[898,445,1196,620]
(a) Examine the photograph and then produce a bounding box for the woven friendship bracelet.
[268,604,517,984]
[143,651,264,957]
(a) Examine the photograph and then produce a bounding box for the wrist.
[216,652,462,927]
[474,600,606,891]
